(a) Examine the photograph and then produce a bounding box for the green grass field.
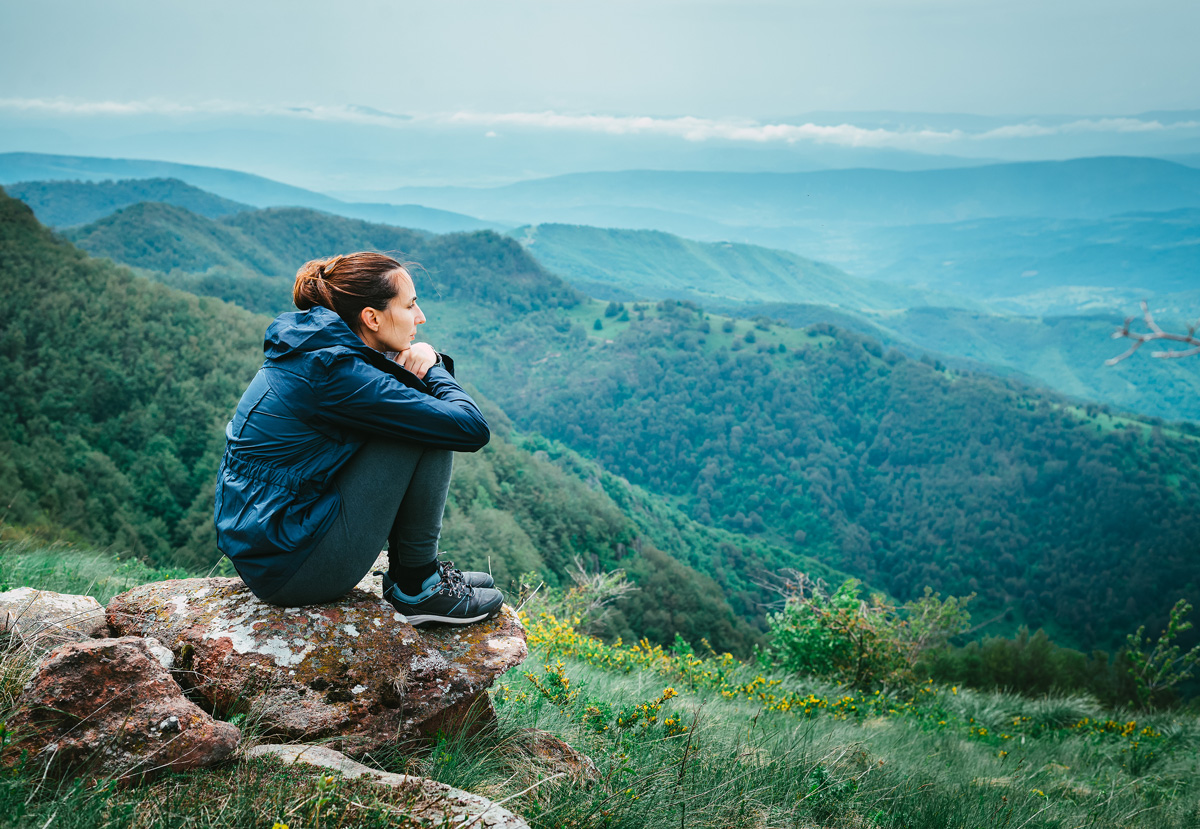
[3,543,1199,828]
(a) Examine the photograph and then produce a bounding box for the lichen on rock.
[106,575,527,754]
[2,636,239,783]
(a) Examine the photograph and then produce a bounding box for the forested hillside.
[739,302,1200,423]
[41,195,1200,652]
[463,299,1200,650]
[2,187,829,654]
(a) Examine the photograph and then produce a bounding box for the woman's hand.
[395,342,439,379]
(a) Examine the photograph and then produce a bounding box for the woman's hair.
[293,252,410,333]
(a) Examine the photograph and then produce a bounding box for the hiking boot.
[382,568,504,626]
[379,557,495,597]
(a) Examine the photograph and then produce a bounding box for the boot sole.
[406,606,502,626]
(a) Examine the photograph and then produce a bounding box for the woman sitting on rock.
[213,252,503,625]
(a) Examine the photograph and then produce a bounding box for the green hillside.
[508,223,976,310]
[739,302,1200,423]
[446,297,1200,652]
[67,201,291,275]
[6,177,250,228]
[3,186,838,653]
[27,193,1200,652]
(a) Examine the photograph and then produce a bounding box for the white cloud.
[1,97,1196,150]
[976,117,1200,140]
[0,97,415,128]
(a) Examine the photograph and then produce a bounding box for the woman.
[213,251,503,625]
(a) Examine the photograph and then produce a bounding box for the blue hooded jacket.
[214,306,489,597]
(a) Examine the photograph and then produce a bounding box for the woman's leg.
[262,439,453,606]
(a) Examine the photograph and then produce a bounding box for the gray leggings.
[263,438,453,606]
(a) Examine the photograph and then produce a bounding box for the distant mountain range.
[5,178,251,228]
[509,223,980,311]
[353,157,1200,228]
[505,224,1200,422]
[0,153,498,235]
[805,210,1200,316]
[5,158,1197,419]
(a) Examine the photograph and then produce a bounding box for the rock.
[106,575,527,754]
[516,729,599,783]
[247,744,530,829]
[0,587,107,651]
[3,637,239,783]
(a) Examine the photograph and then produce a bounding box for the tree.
[1125,599,1200,709]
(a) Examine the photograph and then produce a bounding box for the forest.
[5,187,1200,657]
[0,189,819,654]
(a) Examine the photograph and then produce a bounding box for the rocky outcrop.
[106,573,527,754]
[0,587,107,652]
[247,744,530,829]
[3,637,239,782]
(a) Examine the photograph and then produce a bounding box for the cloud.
[1,97,1196,150]
[439,110,968,148]
[0,97,415,128]
[975,117,1200,140]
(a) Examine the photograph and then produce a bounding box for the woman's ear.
[360,306,380,332]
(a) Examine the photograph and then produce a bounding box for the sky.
[2,0,1199,188]
[3,0,1198,118]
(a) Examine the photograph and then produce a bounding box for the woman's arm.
[311,353,490,451]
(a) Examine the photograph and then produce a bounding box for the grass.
[3,545,1200,827]
[0,538,191,605]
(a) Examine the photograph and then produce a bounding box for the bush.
[760,576,971,689]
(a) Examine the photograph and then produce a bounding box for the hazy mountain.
[0,153,499,234]
[6,177,251,228]
[802,209,1200,313]
[509,223,979,311]
[360,157,1200,228]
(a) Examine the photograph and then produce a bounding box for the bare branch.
[1107,300,1200,365]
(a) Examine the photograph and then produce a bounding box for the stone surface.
[517,729,599,783]
[3,637,239,782]
[247,744,530,829]
[106,576,527,754]
[0,587,107,651]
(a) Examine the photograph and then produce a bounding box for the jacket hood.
[263,306,429,390]
[264,307,371,360]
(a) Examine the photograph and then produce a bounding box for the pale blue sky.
[3,0,1197,117]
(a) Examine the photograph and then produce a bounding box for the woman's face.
[360,268,426,353]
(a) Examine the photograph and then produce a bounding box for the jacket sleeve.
[311,356,490,451]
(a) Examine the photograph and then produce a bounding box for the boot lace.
[436,559,470,598]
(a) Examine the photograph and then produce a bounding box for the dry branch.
[1107,300,1200,365]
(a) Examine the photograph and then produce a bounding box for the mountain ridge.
[0,153,499,234]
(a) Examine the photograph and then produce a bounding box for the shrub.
[760,576,971,689]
